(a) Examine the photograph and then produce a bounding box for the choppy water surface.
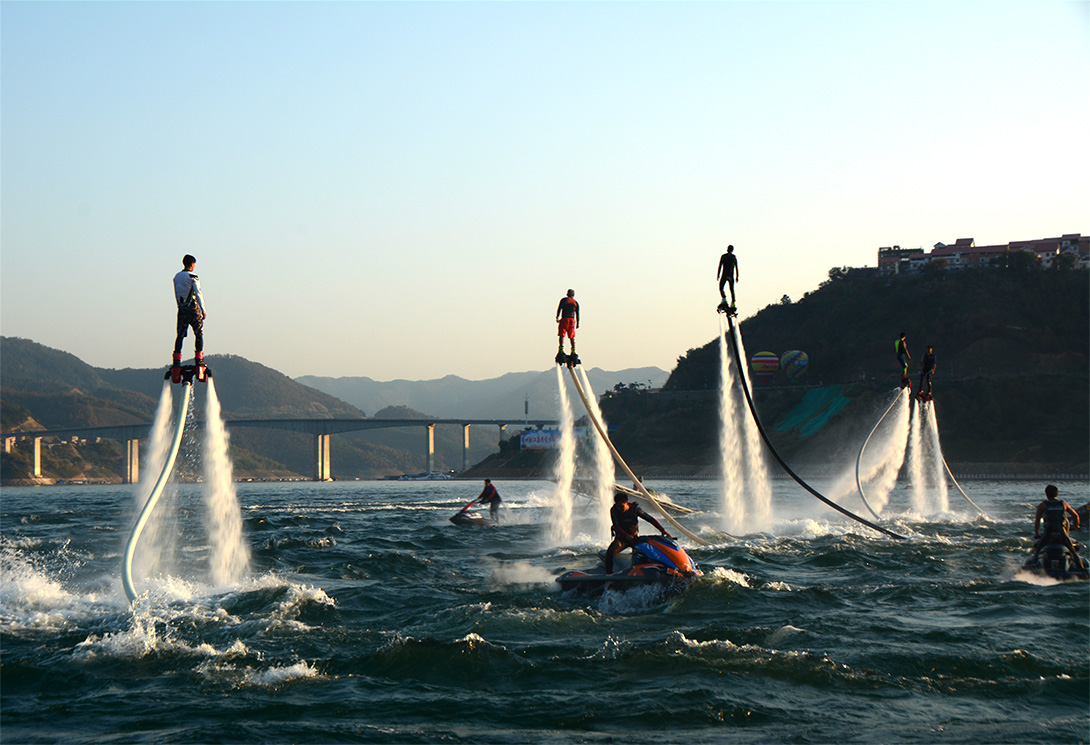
[2,479,1087,743]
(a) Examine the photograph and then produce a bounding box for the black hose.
[725,315,906,541]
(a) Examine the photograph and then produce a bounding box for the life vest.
[559,297,578,319]
[612,500,640,537]
[1042,500,1069,536]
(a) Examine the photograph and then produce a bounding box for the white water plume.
[576,367,613,539]
[856,391,910,515]
[720,318,773,533]
[922,402,950,512]
[131,382,178,581]
[548,366,576,545]
[906,399,954,516]
[201,379,250,586]
[718,316,744,534]
[907,400,927,513]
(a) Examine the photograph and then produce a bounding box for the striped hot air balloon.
[780,350,809,380]
[750,351,779,385]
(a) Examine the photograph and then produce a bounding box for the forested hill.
[595,265,1088,472]
[667,265,1088,390]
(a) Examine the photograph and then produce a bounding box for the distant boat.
[395,472,454,481]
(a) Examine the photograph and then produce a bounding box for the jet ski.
[556,535,702,594]
[449,500,496,527]
[1022,539,1089,581]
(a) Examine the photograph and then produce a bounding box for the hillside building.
[877,234,1089,274]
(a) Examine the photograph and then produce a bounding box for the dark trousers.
[175,307,204,355]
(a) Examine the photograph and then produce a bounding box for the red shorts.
[558,318,576,339]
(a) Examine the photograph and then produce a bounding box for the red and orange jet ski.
[556,535,702,593]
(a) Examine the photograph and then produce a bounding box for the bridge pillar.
[315,434,331,481]
[33,437,41,478]
[125,438,139,484]
[462,424,471,472]
[425,424,436,474]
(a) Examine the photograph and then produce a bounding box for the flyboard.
[722,313,906,540]
[856,388,988,519]
[561,359,709,547]
[121,364,210,603]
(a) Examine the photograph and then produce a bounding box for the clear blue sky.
[3,1,1087,381]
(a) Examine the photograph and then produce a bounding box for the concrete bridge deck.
[2,417,558,483]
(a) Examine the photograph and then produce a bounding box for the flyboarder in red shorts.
[556,289,580,365]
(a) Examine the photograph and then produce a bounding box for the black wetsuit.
[919,352,936,395]
[717,253,738,304]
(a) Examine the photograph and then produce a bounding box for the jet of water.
[202,379,250,586]
[547,366,576,546]
[576,366,613,539]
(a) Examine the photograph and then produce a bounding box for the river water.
[2,478,1087,743]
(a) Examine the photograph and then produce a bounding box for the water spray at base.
[854,388,911,519]
[576,367,614,539]
[547,365,577,546]
[718,315,773,534]
[202,379,250,586]
[122,366,249,603]
[855,388,987,519]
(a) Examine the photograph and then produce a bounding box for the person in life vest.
[556,289,579,359]
[173,254,207,368]
[474,479,502,522]
[604,492,672,574]
[895,332,911,387]
[918,346,936,398]
[1033,484,1085,567]
[717,244,739,308]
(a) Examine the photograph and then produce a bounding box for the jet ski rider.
[604,492,672,574]
[475,479,502,522]
[1034,484,1085,568]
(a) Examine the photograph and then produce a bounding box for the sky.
[2,1,1087,382]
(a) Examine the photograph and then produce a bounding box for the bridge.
[1,417,558,483]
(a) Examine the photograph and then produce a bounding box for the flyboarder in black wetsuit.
[918,346,936,400]
[604,492,671,574]
[717,245,739,310]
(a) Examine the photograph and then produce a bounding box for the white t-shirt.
[173,269,206,312]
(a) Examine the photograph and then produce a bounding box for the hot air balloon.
[750,351,779,385]
[780,350,809,380]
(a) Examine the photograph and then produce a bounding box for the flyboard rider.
[556,289,579,364]
[895,332,911,389]
[717,244,739,310]
[173,254,207,370]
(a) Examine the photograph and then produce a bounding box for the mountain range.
[296,367,667,420]
[0,336,664,483]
